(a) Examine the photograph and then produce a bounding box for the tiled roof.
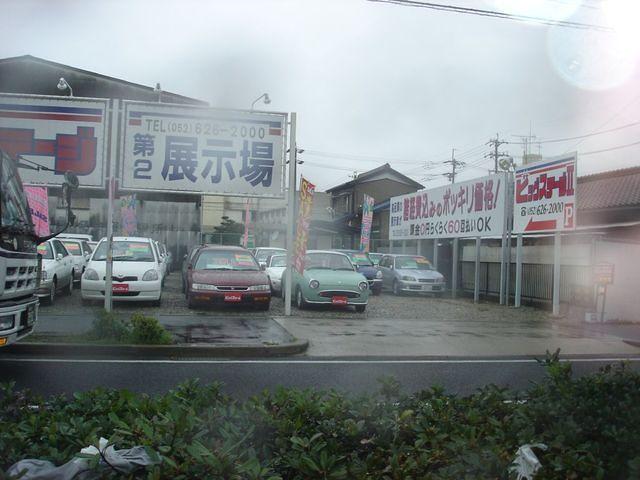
[578,166,640,211]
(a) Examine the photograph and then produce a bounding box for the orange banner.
[292,177,316,274]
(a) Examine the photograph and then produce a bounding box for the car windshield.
[255,249,285,261]
[395,256,434,270]
[269,255,286,268]
[92,241,155,262]
[0,150,34,235]
[37,242,53,260]
[195,250,260,271]
[61,241,82,256]
[305,252,354,271]
[348,252,373,266]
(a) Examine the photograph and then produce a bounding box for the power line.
[580,138,640,156]
[367,0,613,32]
[509,120,640,145]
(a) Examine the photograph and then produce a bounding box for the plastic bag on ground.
[6,437,160,480]
[509,443,548,480]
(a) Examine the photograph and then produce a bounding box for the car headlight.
[192,283,217,291]
[0,315,14,331]
[248,284,270,291]
[401,275,416,282]
[309,279,320,289]
[83,268,99,281]
[376,270,383,279]
[358,281,368,291]
[142,269,159,281]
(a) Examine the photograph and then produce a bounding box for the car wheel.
[392,280,402,296]
[66,272,74,295]
[295,287,307,310]
[47,279,57,305]
[152,295,162,307]
[355,304,366,313]
[257,302,270,311]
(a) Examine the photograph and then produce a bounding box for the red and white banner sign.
[513,153,577,234]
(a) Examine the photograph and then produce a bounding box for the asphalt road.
[2,356,639,399]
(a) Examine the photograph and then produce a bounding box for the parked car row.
[36,235,173,306]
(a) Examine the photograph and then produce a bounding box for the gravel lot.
[41,270,551,324]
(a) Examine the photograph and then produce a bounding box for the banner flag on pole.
[359,194,375,252]
[292,176,316,274]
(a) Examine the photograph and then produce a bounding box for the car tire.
[152,295,162,307]
[295,287,307,310]
[355,304,366,313]
[66,272,74,295]
[392,280,402,296]
[46,278,57,305]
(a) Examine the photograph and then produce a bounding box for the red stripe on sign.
[518,162,574,178]
[525,218,557,232]
[269,128,282,136]
[129,119,141,126]
[0,111,102,122]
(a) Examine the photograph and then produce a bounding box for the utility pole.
[486,134,509,173]
[442,148,463,184]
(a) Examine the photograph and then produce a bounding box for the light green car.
[282,250,370,313]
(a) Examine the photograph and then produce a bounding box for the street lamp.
[250,93,271,110]
[57,77,73,97]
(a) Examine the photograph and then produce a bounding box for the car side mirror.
[56,253,63,261]
[183,254,188,260]
[187,263,193,270]
[85,253,91,260]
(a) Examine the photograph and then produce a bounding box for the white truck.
[0,148,78,346]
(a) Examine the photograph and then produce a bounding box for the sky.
[2,0,640,191]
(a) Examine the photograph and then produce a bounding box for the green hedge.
[1,354,640,479]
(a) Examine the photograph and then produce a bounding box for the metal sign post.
[284,113,296,317]
[451,237,458,298]
[474,236,481,303]
[552,231,561,316]
[515,233,523,307]
[104,99,120,312]
[433,238,439,270]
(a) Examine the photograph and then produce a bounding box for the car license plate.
[332,296,348,305]
[112,283,129,293]
[224,293,242,302]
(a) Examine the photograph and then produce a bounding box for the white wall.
[593,240,640,322]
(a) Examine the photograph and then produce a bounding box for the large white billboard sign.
[513,154,577,234]
[389,173,508,240]
[121,102,286,197]
[0,94,109,188]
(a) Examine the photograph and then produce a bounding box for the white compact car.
[36,239,74,304]
[59,238,92,284]
[81,237,163,305]
[265,254,286,294]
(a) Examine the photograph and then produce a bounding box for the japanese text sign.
[0,94,109,188]
[389,173,508,240]
[359,194,375,252]
[593,262,614,285]
[293,177,316,274]
[24,186,50,237]
[121,101,285,197]
[513,154,577,233]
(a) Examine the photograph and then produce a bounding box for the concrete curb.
[2,339,309,358]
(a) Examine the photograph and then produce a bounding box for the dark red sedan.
[185,246,271,310]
